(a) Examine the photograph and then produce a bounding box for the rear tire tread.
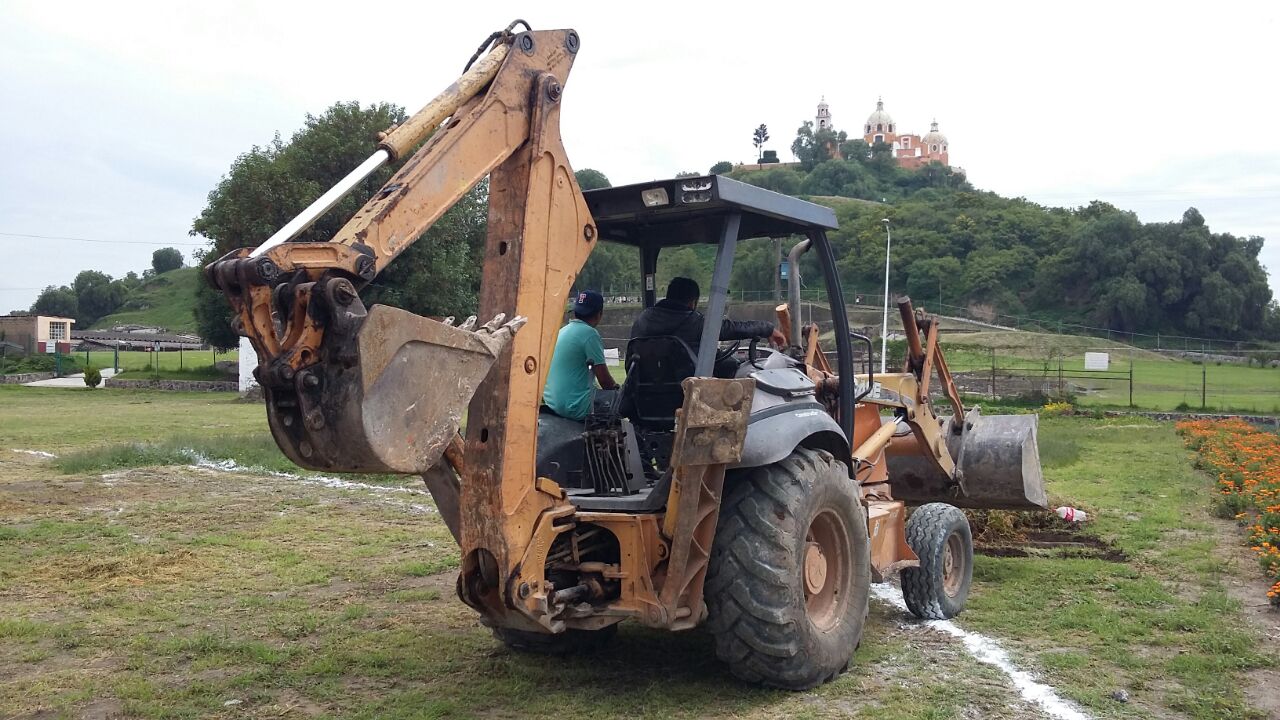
[705,447,870,690]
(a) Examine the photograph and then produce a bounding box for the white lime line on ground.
[11,448,57,458]
[871,583,1091,720]
[183,453,437,514]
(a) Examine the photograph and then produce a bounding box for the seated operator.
[630,277,786,378]
[542,289,619,421]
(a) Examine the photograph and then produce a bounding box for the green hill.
[90,267,200,334]
[716,144,1278,343]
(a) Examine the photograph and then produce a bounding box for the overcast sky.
[2,0,1277,313]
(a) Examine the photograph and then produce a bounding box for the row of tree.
[27,248,185,327]
[189,101,1277,348]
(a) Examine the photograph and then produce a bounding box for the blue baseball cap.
[573,289,604,318]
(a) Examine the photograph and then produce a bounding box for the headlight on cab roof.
[680,178,713,203]
[640,188,669,207]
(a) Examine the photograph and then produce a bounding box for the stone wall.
[0,372,55,384]
[104,378,237,392]
[1099,409,1280,427]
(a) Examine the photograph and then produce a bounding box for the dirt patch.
[265,688,329,717]
[1204,513,1280,717]
[1243,669,1280,720]
[1205,514,1280,633]
[977,530,1127,562]
[79,698,125,720]
[967,509,1127,562]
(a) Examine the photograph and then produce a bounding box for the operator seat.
[621,335,698,429]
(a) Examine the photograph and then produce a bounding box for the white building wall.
[238,336,260,395]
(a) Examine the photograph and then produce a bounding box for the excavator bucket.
[888,409,1048,511]
[263,304,525,475]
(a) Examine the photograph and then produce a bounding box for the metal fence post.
[1058,356,1063,397]
[990,347,996,400]
[1128,360,1134,407]
[1201,362,1207,410]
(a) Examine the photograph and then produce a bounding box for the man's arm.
[592,362,618,390]
[583,329,618,390]
[720,318,787,347]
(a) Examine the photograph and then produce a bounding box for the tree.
[709,161,734,175]
[1095,274,1150,331]
[70,270,125,326]
[800,160,871,198]
[151,247,184,274]
[30,286,78,319]
[657,247,710,293]
[752,124,770,161]
[192,102,417,349]
[791,122,846,170]
[576,243,637,295]
[791,122,818,169]
[363,180,488,318]
[729,240,779,294]
[83,366,102,389]
[572,169,632,294]
[118,271,142,294]
[574,168,611,191]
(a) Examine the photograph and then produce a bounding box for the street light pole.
[880,218,892,374]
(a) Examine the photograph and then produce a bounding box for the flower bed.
[1176,418,1280,606]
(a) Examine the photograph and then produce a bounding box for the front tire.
[901,503,973,620]
[705,447,871,690]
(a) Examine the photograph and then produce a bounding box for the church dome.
[864,98,894,134]
[922,120,948,150]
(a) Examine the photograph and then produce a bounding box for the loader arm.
[205,27,600,627]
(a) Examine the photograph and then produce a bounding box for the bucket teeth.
[263,305,528,475]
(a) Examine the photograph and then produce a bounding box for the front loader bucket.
[263,304,524,475]
[887,410,1048,511]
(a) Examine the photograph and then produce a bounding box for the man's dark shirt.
[629,298,775,355]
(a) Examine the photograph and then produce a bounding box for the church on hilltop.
[817,97,950,170]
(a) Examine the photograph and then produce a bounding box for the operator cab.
[536,174,859,511]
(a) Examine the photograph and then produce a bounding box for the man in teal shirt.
[542,290,618,421]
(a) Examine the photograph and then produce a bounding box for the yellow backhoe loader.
[206,21,1046,689]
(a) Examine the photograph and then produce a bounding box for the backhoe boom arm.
[205,27,598,630]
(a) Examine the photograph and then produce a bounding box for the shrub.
[83,366,102,389]
[1041,401,1074,417]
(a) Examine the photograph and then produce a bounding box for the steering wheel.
[714,338,741,363]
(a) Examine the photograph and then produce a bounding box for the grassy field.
[75,349,237,382]
[944,349,1280,414]
[90,267,202,334]
[1,387,1277,718]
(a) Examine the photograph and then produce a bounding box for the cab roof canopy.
[582,175,838,249]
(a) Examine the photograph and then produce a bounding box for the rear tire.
[706,447,870,690]
[492,624,617,656]
[901,503,973,620]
